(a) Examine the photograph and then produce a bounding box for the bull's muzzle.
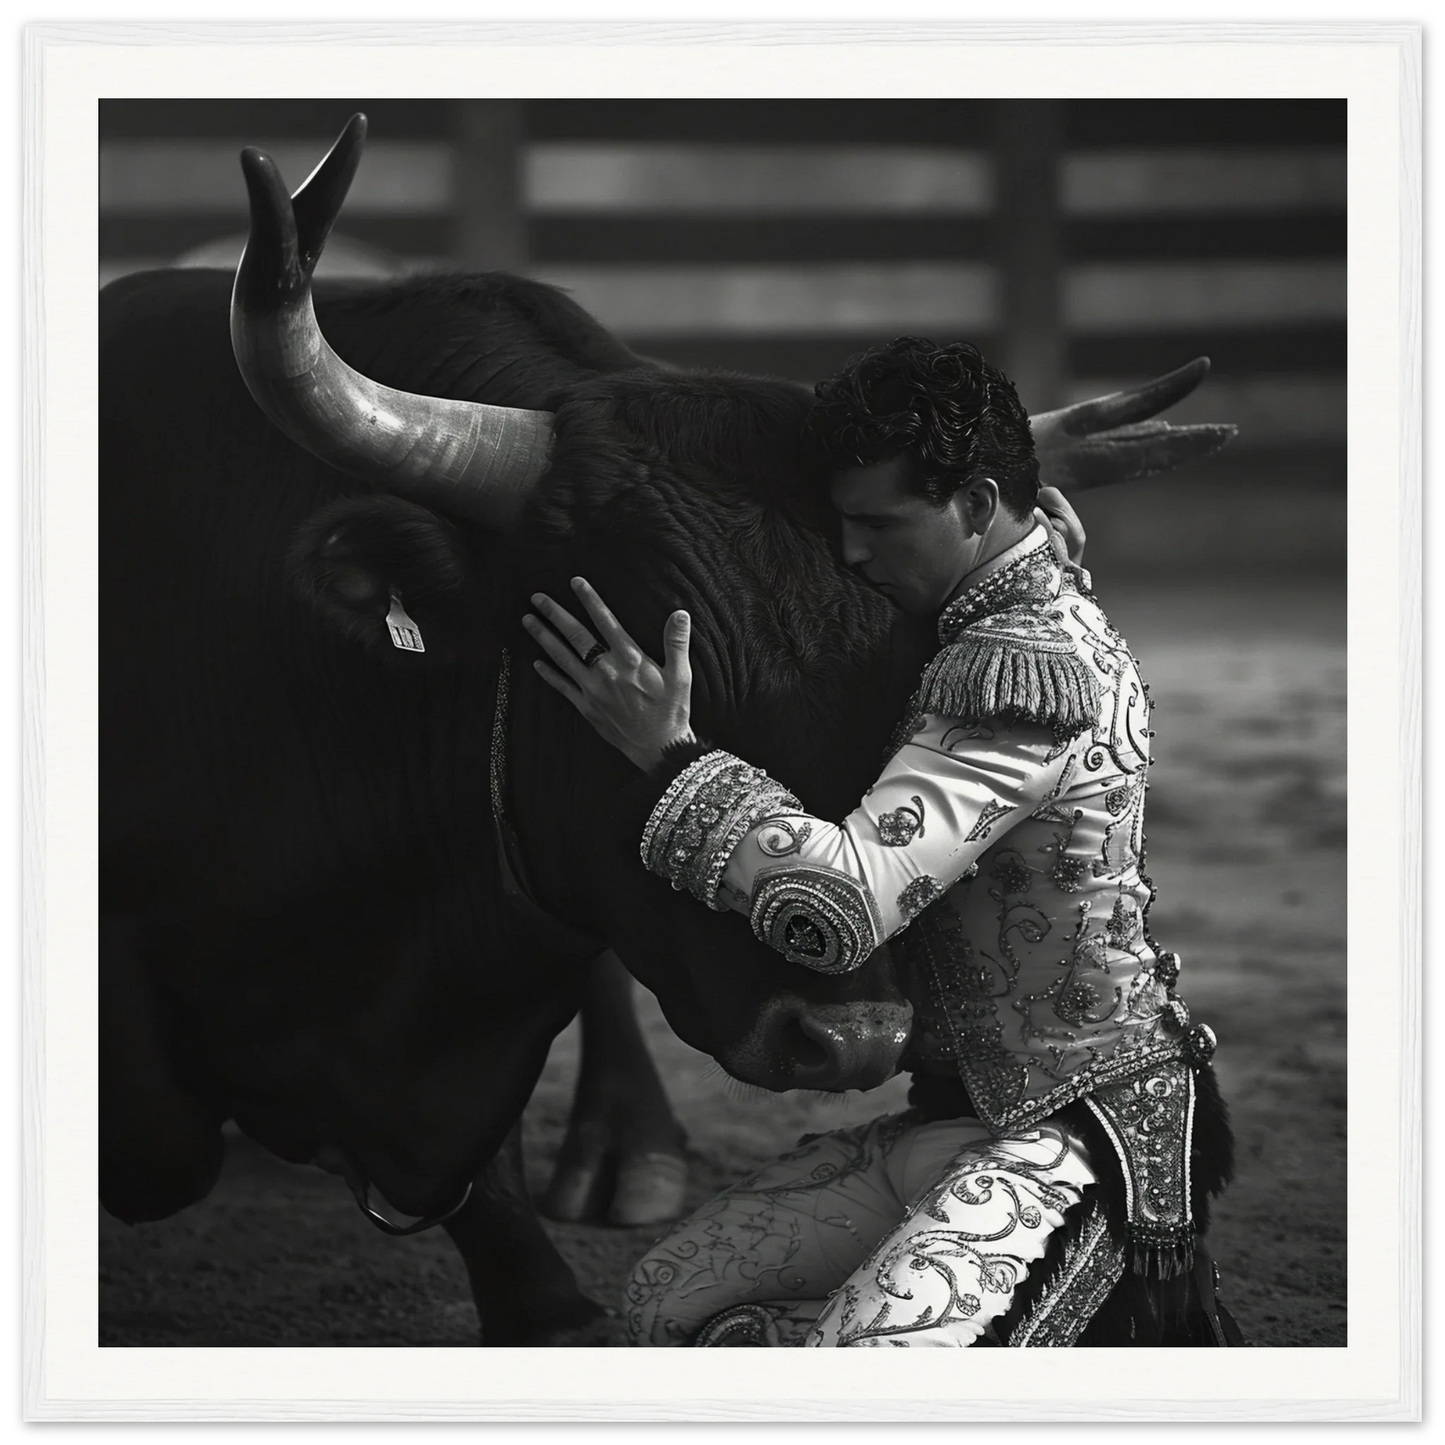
[723,993,913,1094]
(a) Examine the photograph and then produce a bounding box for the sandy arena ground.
[99,579,1346,1348]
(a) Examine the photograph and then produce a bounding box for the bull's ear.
[1031,358,1238,491]
[286,496,476,653]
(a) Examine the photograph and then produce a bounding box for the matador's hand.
[1035,486,1086,567]
[523,577,696,774]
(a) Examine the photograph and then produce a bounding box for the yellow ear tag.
[385,593,425,653]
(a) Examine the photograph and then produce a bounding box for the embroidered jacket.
[641,526,1217,1262]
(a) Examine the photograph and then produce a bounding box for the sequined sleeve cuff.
[640,751,801,909]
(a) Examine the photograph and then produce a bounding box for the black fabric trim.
[1188,1061,1236,1239]
[648,734,716,785]
[906,1070,980,1123]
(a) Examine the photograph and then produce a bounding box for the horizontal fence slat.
[529,262,998,336]
[99,215,456,263]
[1062,148,1347,215]
[1065,214,1347,261]
[100,140,454,215]
[530,216,997,264]
[98,247,441,289]
[1064,262,1346,330]
[526,145,992,215]
[1069,326,1346,377]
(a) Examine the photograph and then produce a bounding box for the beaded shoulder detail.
[915,606,1101,742]
[937,534,1061,643]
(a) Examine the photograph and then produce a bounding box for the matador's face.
[829,453,991,618]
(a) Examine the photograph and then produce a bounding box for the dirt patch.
[99,580,1346,1347]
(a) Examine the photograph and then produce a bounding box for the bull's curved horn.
[1030,357,1237,490]
[230,114,553,530]
[1038,420,1238,492]
[1029,357,1212,448]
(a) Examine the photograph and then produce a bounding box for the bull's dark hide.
[100,263,918,1233]
[261,269,926,814]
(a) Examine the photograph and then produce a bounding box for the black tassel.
[916,626,1100,740]
[1129,1227,1195,1281]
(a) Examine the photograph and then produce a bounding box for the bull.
[100,115,1233,1345]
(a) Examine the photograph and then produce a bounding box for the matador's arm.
[639,711,1072,974]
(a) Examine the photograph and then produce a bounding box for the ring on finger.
[581,640,610,668]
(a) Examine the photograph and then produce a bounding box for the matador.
[524,337,1241,1348]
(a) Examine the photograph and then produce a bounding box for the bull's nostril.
[776,1017,830,1072]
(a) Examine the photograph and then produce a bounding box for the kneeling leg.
[625,1117,908,1347]
[808,1125,1098,1348]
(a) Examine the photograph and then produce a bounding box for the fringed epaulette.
[919,607,1101,740]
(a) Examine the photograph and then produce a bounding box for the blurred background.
[98,98,1345,578]
[98,99,1346,1348]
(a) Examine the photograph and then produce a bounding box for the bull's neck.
[498,642,629,941]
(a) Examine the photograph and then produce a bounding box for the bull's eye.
[329,565,381,605]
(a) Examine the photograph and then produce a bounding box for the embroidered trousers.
[624,1112,1098,1347]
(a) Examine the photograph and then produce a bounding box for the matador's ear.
[1030,358,1237,492]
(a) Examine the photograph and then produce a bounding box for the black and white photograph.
[95,90,1346,1348]
[22,20,1420,1424]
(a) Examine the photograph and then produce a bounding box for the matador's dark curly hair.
[806,337,1039,517]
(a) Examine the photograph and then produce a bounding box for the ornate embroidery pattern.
[1152,949,1182,988]
[989,852,1034,898]
[750,863,884,973]
[876,796,926,847]
[1054,976,1121,1028]
[897,874,943,921]
[1107,895,1141,949]
[1007,1203,1126,1347]
[810,1129,1091,1348]
[955,1017,1033,1119]
[965,799,1013,843]
[1051,855,1088,891]
[937,536,1060,641]
[960,1034,1194,1136]
[1086,1060,1197,1265]
[1097,781,1144,878]
[692,1303,786,1348]
[641,751,801,908]
[757,818,812,858]
[625,1117,905,1346]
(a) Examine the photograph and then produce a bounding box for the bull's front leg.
[540,951,689,1227]
[443,1122,606,1346]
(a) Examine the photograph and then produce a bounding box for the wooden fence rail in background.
[97,98,1346,574]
